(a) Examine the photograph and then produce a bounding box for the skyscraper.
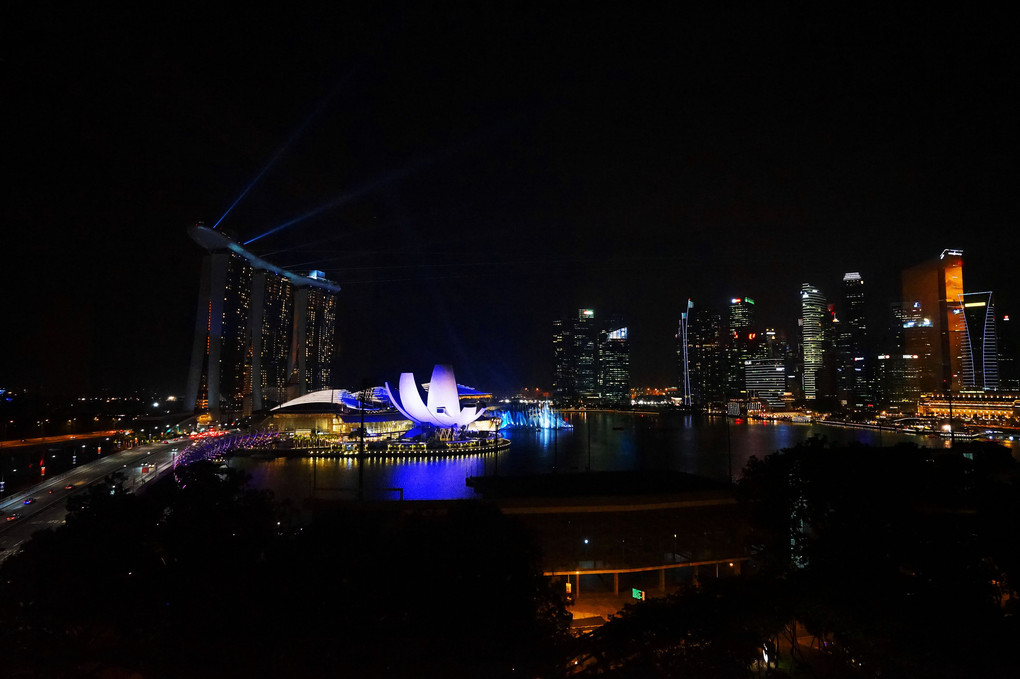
[682,303,726,408]
[726,297,758,397]
[728,297,756,333]
[837,272,869,407]
[552,317,571,401]
[599,317,630,405]
[744,357,786,409]
[901,249,965,395]
[553,309,612,403]
[997,312,1018,390]
[800,284,827,401]
[185,225,340,420]
[572,309,598,399]
[959,291,998,390]
[678,299,693,406]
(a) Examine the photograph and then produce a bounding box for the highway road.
[0,440,182,564]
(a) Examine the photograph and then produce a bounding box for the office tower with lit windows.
[185,225,341,420]
[901,249,965,395]
[998,313,1018,390]
[837,272,870,407]
[573,309,599,399]
[553,309,600,403]
[552,317,571,400]
[800,284,827,401]
[959,291,998,390]
[726,297,758,396]
[681,303,727,408]
[728,297,756,333]
[599,316,630,405]
[744,357,786,409]
[678,300,694,406]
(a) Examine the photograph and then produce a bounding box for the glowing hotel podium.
[184,225,340,420]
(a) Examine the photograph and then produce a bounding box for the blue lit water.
[230,412,944,502]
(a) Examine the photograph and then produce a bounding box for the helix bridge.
[173,431,280,484]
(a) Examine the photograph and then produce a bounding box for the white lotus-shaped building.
[384,364,487,428]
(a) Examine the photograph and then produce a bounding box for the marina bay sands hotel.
[185,225,340,420]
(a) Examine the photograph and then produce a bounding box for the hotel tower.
[185,225,340,420]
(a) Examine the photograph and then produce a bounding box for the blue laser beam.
[244,152,443,245]
[212,67,360,230]
[244,118,518,246]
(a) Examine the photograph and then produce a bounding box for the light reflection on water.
[229,412,949,503]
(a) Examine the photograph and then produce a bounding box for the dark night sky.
[3,5,1017,397]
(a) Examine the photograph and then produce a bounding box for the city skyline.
[4,6,1017,397]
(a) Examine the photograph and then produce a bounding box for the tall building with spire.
[185,225,340,420]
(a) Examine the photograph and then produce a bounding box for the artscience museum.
[261,365,499,449]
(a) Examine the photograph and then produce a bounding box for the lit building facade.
[917,391,1020,421]
[250,270,294,410]
[901,249,965,394]
[572,309,599,399]
[999,313,1019,390]
[185,225,340,420]
[837,272,870,408]
[553,309,596,402]
[744,357,786,409]
[599,318,630,405]
[725,297,757,397]
[959,291,998,390]
[800,284,827,401]
[678,299,693,406]
[682,303,726,408]
[553,309,630,405]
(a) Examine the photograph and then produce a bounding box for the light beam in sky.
[212,67,360,230]
[244,119,517,246]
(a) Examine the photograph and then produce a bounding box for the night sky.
[4,5,1017,397]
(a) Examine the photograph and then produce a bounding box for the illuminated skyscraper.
[678,300,693,406]
[185,225,340,420]
[998,313,1018,390]
[552,317,571,400]
[901,249,965,395]
[837,272,869,407]
[553,309,600,403]
[726,296,758,396]
[681,303,726,408]
[800,284,827,401]
[744,357,786,409]
[573,309,599,399]
[959,291,998,390]
[250,270,294,410]
[599,316,630,405]
[294,283,338,395]
[728,297,756,333]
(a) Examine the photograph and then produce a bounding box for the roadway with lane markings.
[0,441,182,564]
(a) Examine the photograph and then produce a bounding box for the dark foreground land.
[2,439,1019,678]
